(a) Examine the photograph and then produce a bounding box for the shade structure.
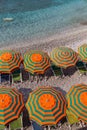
[0,87,24,125]
[78,44,87,62]
[0,50,23,73]
[26,86,66,126]
[50,47,78,68]
[66,84,87,123]
[24,50,51,74]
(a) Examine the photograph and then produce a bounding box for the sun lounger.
[0,124,7,130]
[11,69,22,84]
[66,109,79,125]
[76,60,87,76]
[9,114,23,130]
[51,63,63,78]
[66,109,79,130]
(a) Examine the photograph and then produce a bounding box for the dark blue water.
[0,0,87,46]
[0,0,72,13]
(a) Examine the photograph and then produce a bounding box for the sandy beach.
[1,24,87,130]
[1,24,87,52]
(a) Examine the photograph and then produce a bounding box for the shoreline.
[1,24,87,53]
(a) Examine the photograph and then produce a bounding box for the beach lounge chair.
[0,124,7,130]
[66,109,79,129]
[29,72,35,81]
[9,114,23,130]
[51,63,63,78]
[11,69,22,84]
[22,69,29,81]
[76,60,87,76]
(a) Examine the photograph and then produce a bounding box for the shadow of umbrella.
[19,88,32,128]
[53,86,67,96]
[77,127,87,130]
[32,121,44,130]
[63,66,77,77]
[19,88,32,103]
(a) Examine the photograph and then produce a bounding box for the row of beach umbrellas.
[0,44,87,75]
[0,84,87,127]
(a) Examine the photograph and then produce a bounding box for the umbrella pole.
[30,121,34,130]
[48,126,50,130]
[28,73,30,81]
[44,127,46,130]
[37,74,39,83]
[39,74,42,82]
[20,65,22,82]
[61,68,64,78]
[68,124,72,130]
[9,74,11,85]
[44,73,47,82]
[79,121,83,128]
[50,66,56,77]
[0,73,1,83]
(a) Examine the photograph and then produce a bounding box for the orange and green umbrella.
[0,87,24,125]
[26,86,66,126]
[78,44,87,62]
[66,84,87,123]
[50,47,78,68]
[0,50,22,73]
[24,50,51,74]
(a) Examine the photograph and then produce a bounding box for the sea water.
[0,0,87,46]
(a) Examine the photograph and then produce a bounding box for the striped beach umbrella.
[66,84,87,123]
[24,50,51,74]
[0,50,22,73]
[78,44,87,62]
[0,87,24,125]
[26,86,66,126]
[50,47,78,68]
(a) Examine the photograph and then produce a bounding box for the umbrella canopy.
[66,84,87,123]
[24,50,51,74]
[26,86,66,126]
[50,47,78,68]
[78,44,87,62]
[0,87,24,125]
[0,50,23,73]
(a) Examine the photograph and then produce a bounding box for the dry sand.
[1,24,87,130]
